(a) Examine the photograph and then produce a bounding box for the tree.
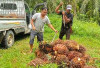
[24,0,100,24]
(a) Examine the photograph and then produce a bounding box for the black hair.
[41,7,48,11]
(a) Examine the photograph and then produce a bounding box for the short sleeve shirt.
[32,13,51,32]
[58,11,73,29]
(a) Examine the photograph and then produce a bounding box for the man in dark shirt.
[55,2,73,40]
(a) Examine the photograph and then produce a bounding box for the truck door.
[24,3,30,26]
[31,2,47,15]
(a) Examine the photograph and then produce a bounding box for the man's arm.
[31,19,36,30]
[64,16,71,23]
[63,13,72,23]
[31,13,38,30]
[55,2,63,14]
[48,24,58,33]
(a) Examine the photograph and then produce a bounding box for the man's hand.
[55,2,64,14]
[62,11,65,15]
[59,2,64,6]
[31,19,36,30]
[48,24,58,33]
[32,27,36,30]
[54,30,58,33]
[63,14,71,23]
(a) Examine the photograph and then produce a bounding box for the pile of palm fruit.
[28,40,96,68]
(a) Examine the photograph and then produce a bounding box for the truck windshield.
[0,3,17,10]
[0,2,25,19]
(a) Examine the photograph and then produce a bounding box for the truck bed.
[0,19,26,31]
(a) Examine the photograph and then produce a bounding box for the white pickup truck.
[0,0,31,48]
[0,0,47,48]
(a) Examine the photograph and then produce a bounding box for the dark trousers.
[59,28,71,40]
[30,30,43,45]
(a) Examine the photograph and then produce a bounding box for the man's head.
[41,7,48,16]
[66,5,72,13]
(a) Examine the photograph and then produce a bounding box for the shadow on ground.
[0,33,30,49]
[15,33,30,41]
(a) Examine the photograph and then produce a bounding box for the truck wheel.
[1,30,14,48]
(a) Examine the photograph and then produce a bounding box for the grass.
[0,14,100,68]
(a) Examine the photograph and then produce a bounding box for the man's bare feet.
[30,44,33,53]
[29,49,33,53]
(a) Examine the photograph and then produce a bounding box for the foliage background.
[25,0,100,25]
